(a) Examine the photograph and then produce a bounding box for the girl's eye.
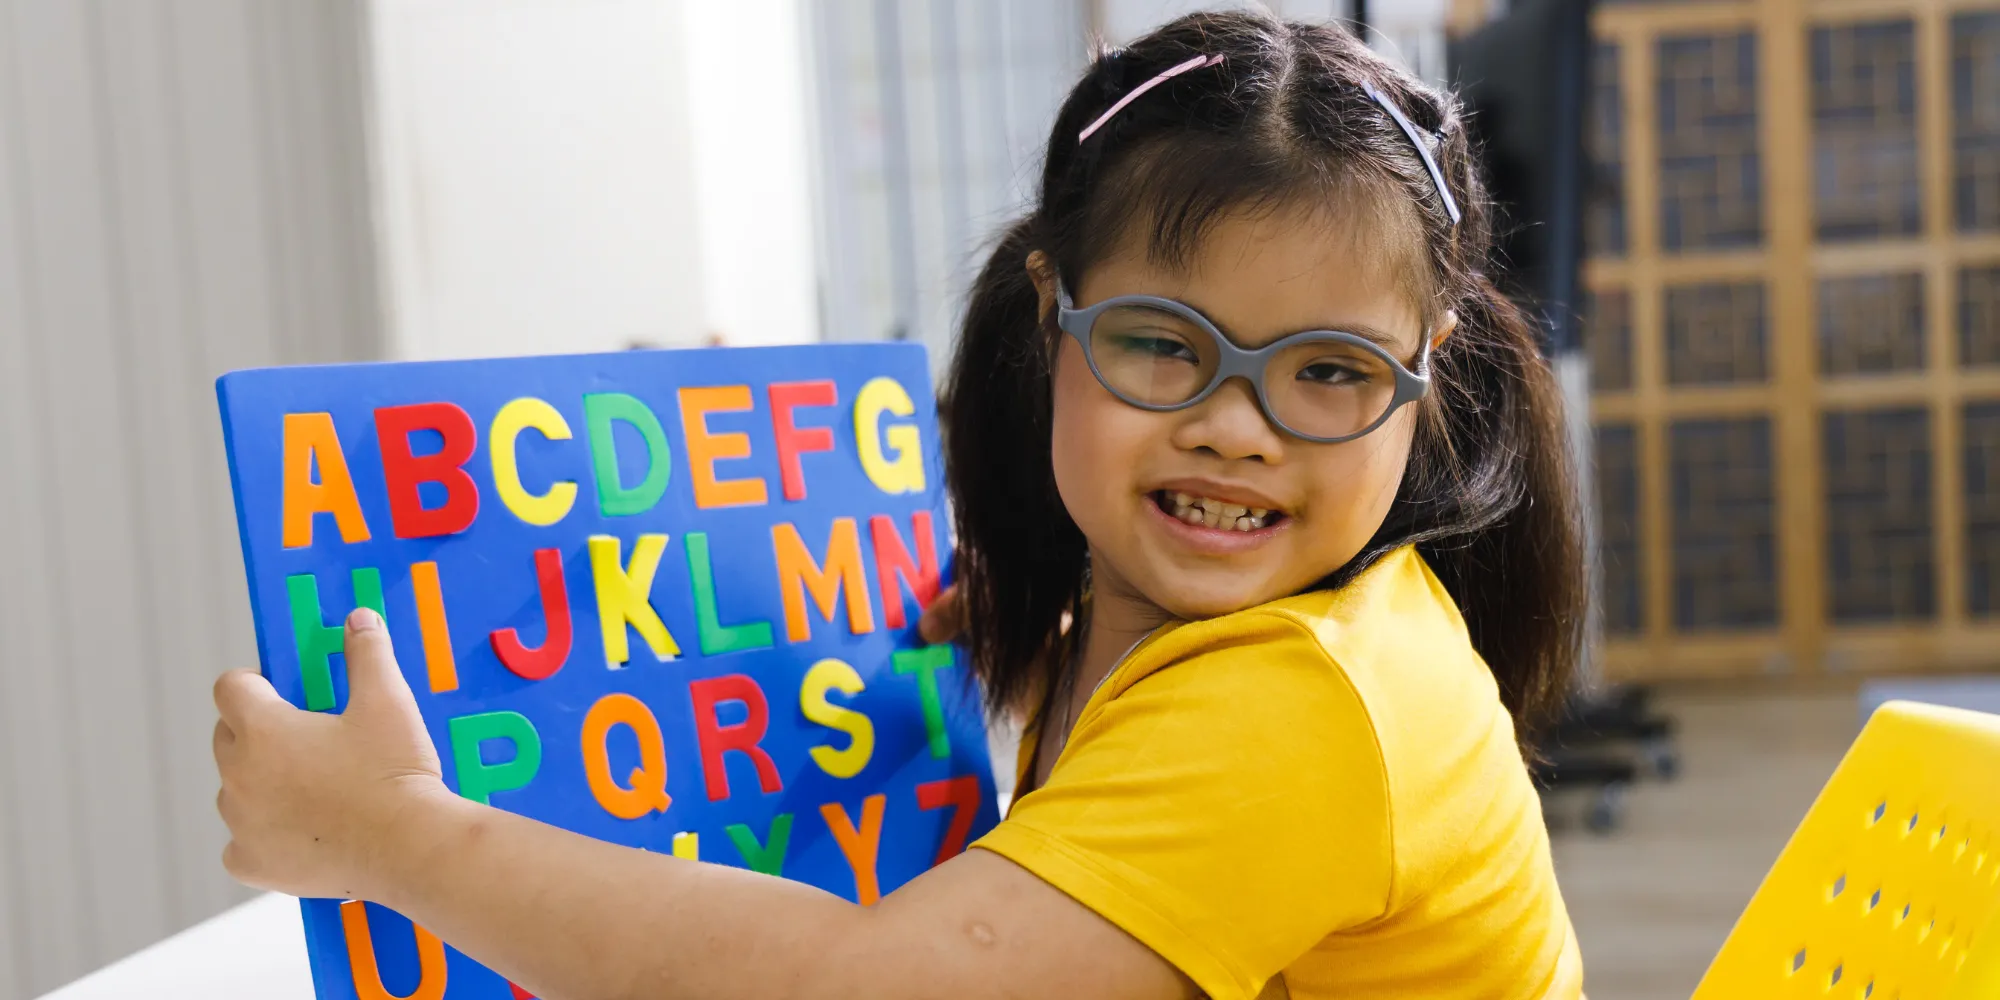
[1110,333,1201,363]
[1297,361,1371,385]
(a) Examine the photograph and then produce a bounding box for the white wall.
[367,0,822,359]
[0,1,383,995]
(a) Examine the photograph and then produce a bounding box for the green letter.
[285,568,385,712]
[584,392,671,517]
[684,531,774,655]
[448,710,543,806]
[893,644,958,759]
[725,813,793,876]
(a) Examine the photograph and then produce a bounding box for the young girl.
[213,11,1586,999]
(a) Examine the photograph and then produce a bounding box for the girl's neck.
[1070,555,1174,700]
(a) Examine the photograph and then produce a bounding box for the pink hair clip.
[1077,53,1225,143]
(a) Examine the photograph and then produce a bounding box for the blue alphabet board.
[217,343,997,999]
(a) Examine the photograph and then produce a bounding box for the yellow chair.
[1692,701,2000,999]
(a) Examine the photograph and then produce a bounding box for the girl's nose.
[1169,376,1287,462]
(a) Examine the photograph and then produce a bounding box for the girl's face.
[1038,209,1449,622]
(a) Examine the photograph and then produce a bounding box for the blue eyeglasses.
[1056,280,1432,444]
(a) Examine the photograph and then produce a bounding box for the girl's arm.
[213,609,1195,1000]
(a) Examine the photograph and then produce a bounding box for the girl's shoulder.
[1119,545,1489,700]
[1106,544,1519,801]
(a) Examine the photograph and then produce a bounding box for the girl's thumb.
[341,608,418,714]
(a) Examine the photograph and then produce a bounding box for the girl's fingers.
[340,608,417,715]
[919,584,966,644]
[213,669,286,727]
[213,718,236,763]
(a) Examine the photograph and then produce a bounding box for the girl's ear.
[1026,250,1059,323]
[1429,309,1460,351]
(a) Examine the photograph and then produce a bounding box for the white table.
[38,892,314,999]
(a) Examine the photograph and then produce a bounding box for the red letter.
[489,548,573,681]
[375,402,480,538]
[509,984,537,1000]
[689,674,783,801]
[917,774,982,867]
[871,511,940,630]
[769,380,837,501]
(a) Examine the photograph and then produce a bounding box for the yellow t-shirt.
[972,545,1584,1000]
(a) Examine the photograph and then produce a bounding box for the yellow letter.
[800,657,874,779]
[854,377,926,495]
[491,397,577,527]
[589,534,681,667]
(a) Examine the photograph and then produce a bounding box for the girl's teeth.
[1158,491,1278,531]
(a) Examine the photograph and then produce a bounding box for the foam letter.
[800,658,874,779]
[820,796,887,904]
[769,380,837,501]
[491,397,577,527]
[772,519,875,643]
[584,392,671,517]
[448,710,542,806]
[280,412,370,547]
[685,531,774,655]
[724,813,793,876]
[893,644,958,759]
[855,377,925,495]
[689,673,782,801]
[580,692,672,819]
[286,568,386,712]
[375,402,480,538]
[917,774,983,867]
[340,901,448,1000]
[678,385,769,508]
[870,511,941,630]
[409,561,458,694]
[672,832,700,860]
[489,548,573,681]
[588,534,681,667]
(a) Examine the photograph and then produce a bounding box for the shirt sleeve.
[972,615,1394,1000]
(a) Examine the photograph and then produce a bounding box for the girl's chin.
[1142,580,1286,622]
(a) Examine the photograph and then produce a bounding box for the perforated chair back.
[1692,701,2000,1000]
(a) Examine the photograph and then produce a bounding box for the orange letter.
[281,412,370,548]
[409,561,458,693]
[820,795,887,905]
[678,385,768,509]
[340,901,448,1000]
[772,519,875,642]
[580,693,673,819]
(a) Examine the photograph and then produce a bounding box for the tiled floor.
[1547,684,1864,1000]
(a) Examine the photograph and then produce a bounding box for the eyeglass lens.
[1086,303,1400,440]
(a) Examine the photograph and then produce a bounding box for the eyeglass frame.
[1055,279,1433,444]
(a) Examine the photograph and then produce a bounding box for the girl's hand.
[918,583,966,644]
[212,607,453,900]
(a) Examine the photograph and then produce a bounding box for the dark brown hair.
[941,10,1584,735]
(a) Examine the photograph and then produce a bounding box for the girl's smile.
[1144,480,1292,555]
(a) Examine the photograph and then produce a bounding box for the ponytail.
[942,218,1089,717]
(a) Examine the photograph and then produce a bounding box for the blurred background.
[0,0,1996,997]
